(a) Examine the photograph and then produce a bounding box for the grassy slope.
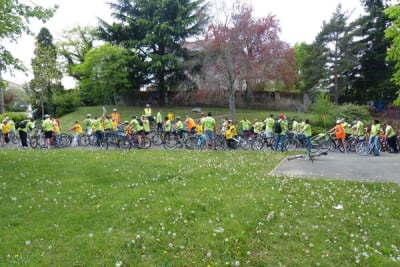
[1,149,399,266]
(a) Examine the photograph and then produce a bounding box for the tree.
[98,0,209,106]
[0,0,55,113]
[385,3,400,106]
[205,1,294,120]
[56,26,97,81]
[315,4,353,104]
[30,27,63,117]
[348,0,396,104]
[72,44,135,105]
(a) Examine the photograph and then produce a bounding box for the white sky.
[4,0,366,85]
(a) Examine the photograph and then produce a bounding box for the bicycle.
[355,137,380,156]
[287,150,329,163]
[251,133,275,151]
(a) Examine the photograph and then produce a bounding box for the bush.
[310,93,371,132]
[53,90,80,117]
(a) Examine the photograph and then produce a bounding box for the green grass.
[1,149,399,266]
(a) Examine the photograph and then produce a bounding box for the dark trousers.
[387,135,398,153]
[19,130,28,147]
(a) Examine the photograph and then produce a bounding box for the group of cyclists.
[1,103,399,154]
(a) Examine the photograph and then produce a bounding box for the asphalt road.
[271,151,400,184]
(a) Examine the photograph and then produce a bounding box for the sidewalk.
[271,151,400,184]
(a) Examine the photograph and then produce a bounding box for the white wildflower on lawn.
[25,240,31,246]
[168,242,173,248]
[214,227,224,233]
[89,233,93,238]
[233,260,240,266]
[207,252,212,257]
[266,211,275,222]
[115,260,122,267]
[332,204,344,210]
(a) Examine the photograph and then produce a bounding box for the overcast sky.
[4,0,366,85]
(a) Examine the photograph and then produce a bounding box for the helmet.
[112,108,117,112]
[86,114,91,117]
[44,114,50,118]
[146,104,150,107]
[124,121,129,124]
[336,119,342,124]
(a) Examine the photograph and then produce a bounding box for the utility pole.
[0,80,5,114]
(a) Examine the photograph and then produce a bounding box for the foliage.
[0,0,56,74]
[204,1,295,120]
[385,3,400,106]
[98,0,209,106]
[312,5,353,104]
[29,27,63,116]
[56,26,97,81]
[53,90,80,117]
[72,44,135,105]
[348,0,396,104]
[310,93,371,131]
[1,149,399,266]
[0,111,28,125]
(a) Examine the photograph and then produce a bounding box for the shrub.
[53,90,80,117]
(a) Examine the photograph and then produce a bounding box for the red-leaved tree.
[204,1,297,120]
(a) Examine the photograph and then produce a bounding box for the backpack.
[274,121,282,134]
[19,120,27,129]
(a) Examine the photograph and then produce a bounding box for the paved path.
[271,151,400,184]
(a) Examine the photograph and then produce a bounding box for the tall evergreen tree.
[30,27,62,117]
[347,0,396,104]
[316,5,353,104]
[98,0,209,106]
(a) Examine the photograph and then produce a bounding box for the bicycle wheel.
[118,136,131,149]
[355,141,372,156]
[251,138,263,150]
[163,134,178,150]
[99,135,108,150]
[141,136,152,149]
[30,136,38,149]
[152,133,163,146]
[239,137,251,150]
[80,134,90,146]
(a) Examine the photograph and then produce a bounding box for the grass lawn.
[1,149,399,266]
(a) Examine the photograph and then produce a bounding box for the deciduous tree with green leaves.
[385,2,400,106]
[98,0,209,106]
[72,44,135,105]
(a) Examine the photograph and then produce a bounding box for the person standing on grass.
[384,120,398,153]
[274,114,287,152]
[42,115,54,148]
[203,112,216,150]
[144,104,153,125]
[264,114,275,138]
